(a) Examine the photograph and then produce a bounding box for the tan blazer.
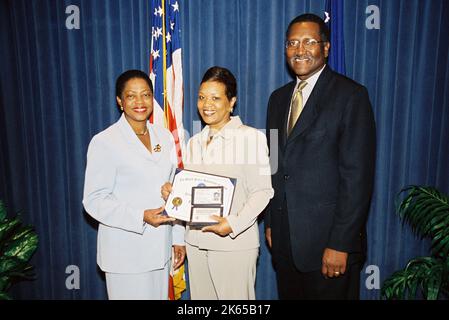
[184,116,274,251]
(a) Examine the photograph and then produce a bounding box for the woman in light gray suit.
[163,67,273,299]
[83,70,185,300]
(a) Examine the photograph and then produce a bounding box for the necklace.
[135,127,148,136]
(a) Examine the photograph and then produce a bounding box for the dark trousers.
[275,252,362,300]
[274,209,362,300]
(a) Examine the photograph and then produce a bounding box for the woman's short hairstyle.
[115,69,153,98]
[200,66,237,100]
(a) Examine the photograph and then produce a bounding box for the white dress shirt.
[286,64,326,125]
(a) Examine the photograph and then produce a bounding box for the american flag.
[150,0,186,300]
[150,0,185,167]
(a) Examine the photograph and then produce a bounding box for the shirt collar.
[118,113,137,142]
[200,116,243,142]
[295,64,326,91]
[117,113,161,154]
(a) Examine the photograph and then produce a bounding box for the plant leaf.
[4,232,38,262]
[0,218,21,244]
[0,201,6,222]
[382,256,446,300]
[0,201,39,299]
[0,291,12,300]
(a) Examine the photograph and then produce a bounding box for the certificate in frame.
[165,169,236,225]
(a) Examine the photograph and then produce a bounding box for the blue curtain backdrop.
[0,0,448,299]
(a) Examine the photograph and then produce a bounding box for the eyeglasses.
[285,39,326,50]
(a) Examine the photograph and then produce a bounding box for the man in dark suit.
[265,13,376,299]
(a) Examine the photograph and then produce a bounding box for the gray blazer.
[83,114,184,273]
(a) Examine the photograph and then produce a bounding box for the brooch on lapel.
[153,144,162,152]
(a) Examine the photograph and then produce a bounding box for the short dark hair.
[115,69,153,98]
[201,66,237,100]
[286,13,330,43]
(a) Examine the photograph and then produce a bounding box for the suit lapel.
[286,66,333,144]
[117,114,159,162]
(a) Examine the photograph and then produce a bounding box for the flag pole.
[161,0,169,128]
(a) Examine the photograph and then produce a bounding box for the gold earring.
[120,106,123,111]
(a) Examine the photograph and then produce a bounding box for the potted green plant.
[0,200,38,299]
[381,186,449,300]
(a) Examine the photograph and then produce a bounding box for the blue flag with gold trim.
[325,0,346,75]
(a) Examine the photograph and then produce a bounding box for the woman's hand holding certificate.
[143,206,175,227]
[161,182,172,201]
[201,216,232,236]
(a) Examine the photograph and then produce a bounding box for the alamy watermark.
[172,122,279,176]
[366,5,380,30]
[64,4,380,31]
[65,5,80,30]
[365,264,380,290]
[65,265,80,290]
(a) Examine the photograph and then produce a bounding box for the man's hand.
[161,182,173,201]
[321,248,348,278]
[172,245,186,270]
[143,206,175,227]
[201,216,232,237]
[265,227,272,248]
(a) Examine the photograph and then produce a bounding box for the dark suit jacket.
[265,66,376,272]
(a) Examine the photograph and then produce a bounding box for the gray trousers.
[186,243,258,300]
[105,262,169,300]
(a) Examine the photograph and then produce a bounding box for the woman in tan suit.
[163,66,273,299]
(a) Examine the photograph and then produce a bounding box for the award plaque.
[165,169,236,225]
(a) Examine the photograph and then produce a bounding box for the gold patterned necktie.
[287,81,308,136]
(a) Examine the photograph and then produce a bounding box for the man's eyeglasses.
[285,39,326,50]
